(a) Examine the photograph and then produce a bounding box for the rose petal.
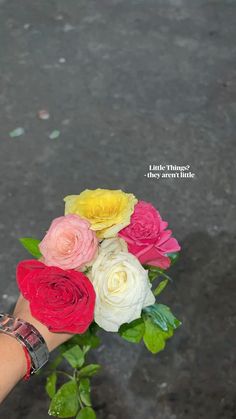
[16,260,96,333]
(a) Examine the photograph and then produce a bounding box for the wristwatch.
[0,313,49,374]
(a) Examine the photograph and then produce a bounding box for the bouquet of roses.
[17,188,181,419]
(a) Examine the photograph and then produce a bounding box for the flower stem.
[55,370,74,380]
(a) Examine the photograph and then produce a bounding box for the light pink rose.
[39,214,98,271]
[118,201,181,269]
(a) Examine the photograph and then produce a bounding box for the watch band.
[0,313,49,374]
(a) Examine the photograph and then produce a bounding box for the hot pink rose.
[39,214,98,271]
[118,201,181,269]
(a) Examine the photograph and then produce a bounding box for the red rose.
[16,259,96,334]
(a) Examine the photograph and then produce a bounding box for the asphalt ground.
[0,1,235,418]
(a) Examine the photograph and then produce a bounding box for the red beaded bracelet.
[22,345,32,381]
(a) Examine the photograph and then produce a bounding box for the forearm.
[0,295,71,404]
[0,333,27,403]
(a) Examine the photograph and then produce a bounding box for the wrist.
[13,310,54,352]
[0,333,27,380]
[0,313,49,376]
[13,298,71,352]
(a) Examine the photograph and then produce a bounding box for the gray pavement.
[0,1,235,418]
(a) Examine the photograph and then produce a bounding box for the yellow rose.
[64,188,137,239]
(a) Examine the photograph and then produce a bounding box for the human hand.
[13,294,73,352]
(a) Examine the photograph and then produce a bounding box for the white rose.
[89,245,155,332]
[99,237,128,254]
[85,238,127,274]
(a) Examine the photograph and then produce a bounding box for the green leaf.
[167,252,180,266]
[46,372,57,399]
[76,407,96,419]
[79,364,101,378]
[119,318,145,343]
[19,237,42,259]
[63,345,85,368]
[143,304,181,332]
[143,265,164,282]
[61,329,100,354]
[75,333,100,350]
[79,378,91,407]
[89,322,100,335]
[153,279,169,296]
[48,380,79,418]
[143,318,174,354]
[144,264,175,284]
